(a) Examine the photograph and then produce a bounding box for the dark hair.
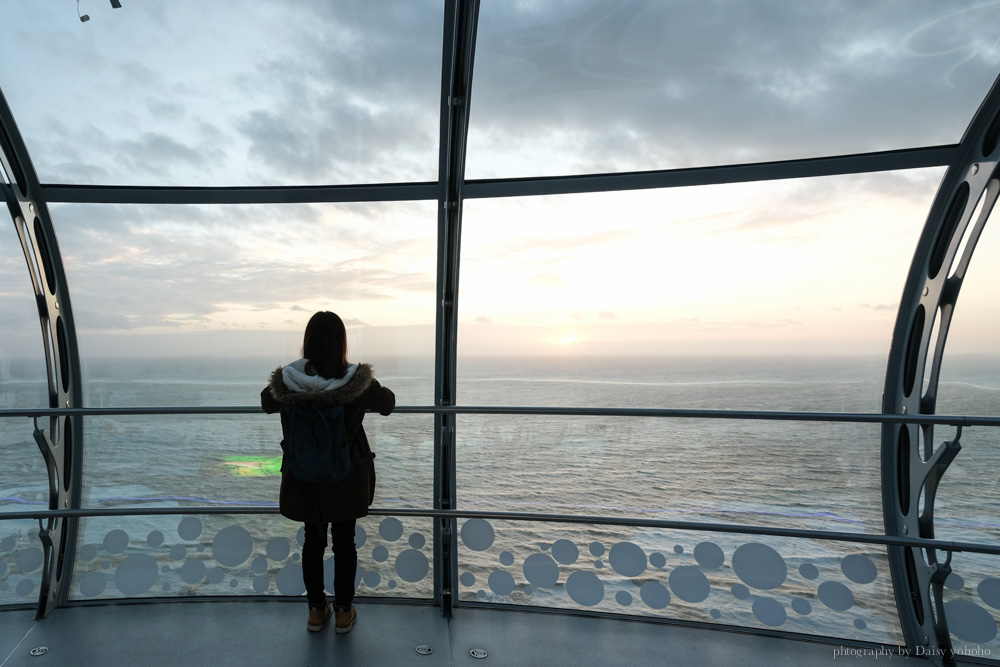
[302,311,349,379]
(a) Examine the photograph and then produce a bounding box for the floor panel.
[0,601,960,666]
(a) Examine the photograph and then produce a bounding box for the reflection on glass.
[80,412,433,512]
[939,552,1000,651]
[469,1,1000,178]
[0,520,44,605]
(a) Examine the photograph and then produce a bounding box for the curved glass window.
[0,216,49,516]
[468,1,1000,179]
[456,519,902,645]
[0,1,443,186]
[46,201,436,509]
[458,170,940,412]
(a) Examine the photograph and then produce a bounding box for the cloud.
[858,303,897,311]
[476,316,493,324]
[598,311,617,320]
[44,202,435,332]
[469,1,1000,177]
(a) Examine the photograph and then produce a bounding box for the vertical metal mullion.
[0,86,84,619]
[882,71,1000,665]
[434,0,480,619]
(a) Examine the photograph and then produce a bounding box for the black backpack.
[278,404,351,484]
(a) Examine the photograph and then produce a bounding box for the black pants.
[302,520,357,609]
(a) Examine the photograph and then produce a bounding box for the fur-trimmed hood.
[267,361,375,407]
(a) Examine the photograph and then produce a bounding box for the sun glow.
[556,331,580,345]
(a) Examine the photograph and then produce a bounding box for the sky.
[1,0,1000,361]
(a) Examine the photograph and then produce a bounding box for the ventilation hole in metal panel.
[32,217,57,293]
[984,107,1000,157]
[904,547,924,626]
[919,423,934,464]
[63,416,73,493]
[55,520,68,583]
[917,482,927,522]
[949,186,992,281]
[56,316,70,392]
[903,304,925,397]
[897,426,910,516]
[0,122,26,196]
[50,413,60,447]
[928,182,969,280]
[921,307,942,404]
[43,324,58,408]
[19,218,45,294]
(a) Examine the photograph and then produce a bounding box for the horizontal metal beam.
[2,405,1000,426]
[463,145,958,199]
[41,182,439,205]
[2,506,998,556]
[36,146,956,206]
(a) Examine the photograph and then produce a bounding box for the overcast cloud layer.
[2,2,1000,359]
[1,1,999,185]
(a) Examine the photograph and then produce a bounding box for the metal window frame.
[1,3,999,661]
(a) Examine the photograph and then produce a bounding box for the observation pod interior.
[2,2,1000,665]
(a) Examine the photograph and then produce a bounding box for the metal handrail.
[3,404,1000,426]
[2,506,999,556]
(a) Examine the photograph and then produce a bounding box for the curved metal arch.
[882,73,1000,664]
[0,88,84,618]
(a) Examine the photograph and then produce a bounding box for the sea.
[1,353,998,648]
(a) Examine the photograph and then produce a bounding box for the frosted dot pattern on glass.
[978,578,1000,610]
[102,530,129,555]
[523,554,559,588]
[395,549,430,583]
[460,519,495,552]
[609,542,646,578]
[455,519,923,645]
[732,543,786,590]
[16,547,43,574]
[64,515,432,602]
[0,523,46,606]
[841,555,877,584]
[566,571,604,606]
[379,518,404,542]
[753,598,787,627]
[945,599,998,643]
[668,566,710,603]
[693,542,724,570]
[552,539,578,565]
[212,526,254,567]
[488,570,516,596]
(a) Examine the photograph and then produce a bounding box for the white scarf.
[281,358,358,393]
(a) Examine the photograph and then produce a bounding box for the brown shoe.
[307,603,332,632]
[335,605,357,634]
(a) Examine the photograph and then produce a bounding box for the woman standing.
[261,311,395,633]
